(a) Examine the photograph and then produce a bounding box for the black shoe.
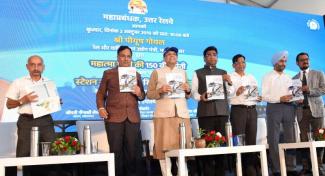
[287,170,297,176]
[298,169,312,176]
[273,173,280,176]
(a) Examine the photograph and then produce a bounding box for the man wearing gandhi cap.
[262,50,297,176]
[147,46,192,176]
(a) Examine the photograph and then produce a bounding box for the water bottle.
[30,126,39,157]
[293,121,300,142]
[179,121,186,149]
[225,121,233,146]
[83,125,92,154]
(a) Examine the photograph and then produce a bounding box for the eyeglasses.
[298,58,309,62]
[165,52,177,57]
[205,53,217,57]
[235,61,246,65]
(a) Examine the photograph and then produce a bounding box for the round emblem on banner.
[307,19,320,30]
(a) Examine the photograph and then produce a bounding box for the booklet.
[118,67,137,92]
[289,79,303,101]
[206,75,224,100]
[166,73,185,98]
[243,85,259,101]
[27,81,61,118]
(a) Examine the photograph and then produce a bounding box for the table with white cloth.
[165,145,268,176]
[0,153,115,176]
[279,141,325,176]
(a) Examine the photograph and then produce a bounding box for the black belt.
[19,113,34,118]
[273,102,293,105]
[232,105,256,109]
[303,105,310,109]
[19,114,52,119]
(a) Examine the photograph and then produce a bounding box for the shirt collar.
[204,64,216,70]
[25,75,45,82]
[234,71,245,77]
[301,68,310,74]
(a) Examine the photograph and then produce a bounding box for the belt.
[303,105,310,109]
[232,105,256,109]
[273,102,293,105]
[19,113,34,118]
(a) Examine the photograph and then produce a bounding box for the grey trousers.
[16,114,56,176]
[266,103,296,173]
[16,114,56,157]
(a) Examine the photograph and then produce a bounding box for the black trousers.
[230,105,258,176]
[198,116,228,176]
[105,119,142,176]
[298,107,324,170]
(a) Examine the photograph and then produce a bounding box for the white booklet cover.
[206,75,224,100]
[166,73,185,98]
[243,85,259,101]
[118,67,137,92]
[241,79,259,101]
[27,81,61,118]
[289,79,303,101]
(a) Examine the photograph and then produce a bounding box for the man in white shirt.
[262,51,297,176]
[6,55,57,176]
[293,52,325,175]
[229,54,260,176]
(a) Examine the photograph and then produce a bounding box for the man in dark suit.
[293,52,325,175]
[96,45,146,176]
[191,46,232,176]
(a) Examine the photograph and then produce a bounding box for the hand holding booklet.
[206,75,224,100]
[241,79,259,101]
[118,67,137,92]
[27,81,61,118]
[166,73,185,98]
[289,79,303,102]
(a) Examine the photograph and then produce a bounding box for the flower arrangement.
[51,135,81,155]
[314,128,325,141]
[203,130,226,147]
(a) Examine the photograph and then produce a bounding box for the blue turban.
[272,50,288,66]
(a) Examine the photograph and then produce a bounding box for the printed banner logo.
[128,0,148,15]
[307,19,320,30]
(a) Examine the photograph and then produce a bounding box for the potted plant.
[194,128,206,148]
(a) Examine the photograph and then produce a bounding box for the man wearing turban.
[262,51,297,176]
